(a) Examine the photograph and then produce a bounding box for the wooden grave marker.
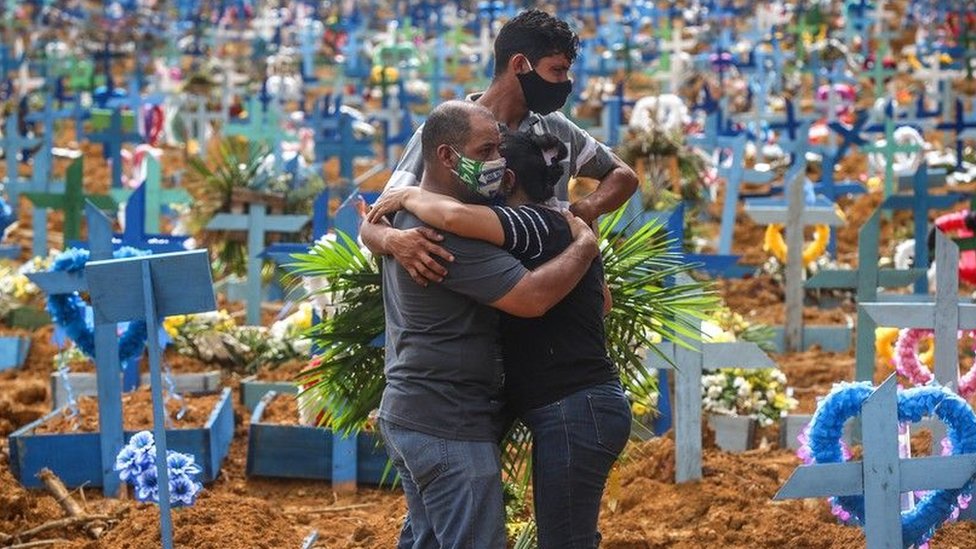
[1,110,41,213]
[24,153,116,256]
[645,314,777,482]
[109,155,191,234]
[26,202,128,495]
[745,127,846,352]
[861,232,976,453]
[85,249,217,549]
[87,107,143,189]
[882,164,965,293]
[775,375,976,547]
[861,106,922,199]
[206,202,309,325]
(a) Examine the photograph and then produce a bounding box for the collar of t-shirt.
[465,92,541,132]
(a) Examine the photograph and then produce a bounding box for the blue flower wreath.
[46,247,152,364]
[802,382,976,548]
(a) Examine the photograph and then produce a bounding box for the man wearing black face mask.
[361,8,638,287]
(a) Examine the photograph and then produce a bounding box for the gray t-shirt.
[379,211,528,441]
[385,95,620,201]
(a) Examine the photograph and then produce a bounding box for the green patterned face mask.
[450,147,507,198]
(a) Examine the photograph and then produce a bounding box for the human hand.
[388,227,454,286]
[367,188,419,224]
[563,210,594,242]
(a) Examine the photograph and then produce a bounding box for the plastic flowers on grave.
[0,256,51,320]
[163,309,306,373]
[114,431,203,507]
[701,368,798,427]
[699,308,795,427]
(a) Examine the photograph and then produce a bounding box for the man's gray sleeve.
[553,112,619,180]
[438,233,528,305]
[383,124,425,191]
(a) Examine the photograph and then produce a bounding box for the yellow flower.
[163,315,187,338]
[632,402,649,417]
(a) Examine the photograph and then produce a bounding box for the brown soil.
[34,388,224,434]
[716,274,856,326]
[258,393,300,425]
[250,359,310,383]
[600,436,976,548]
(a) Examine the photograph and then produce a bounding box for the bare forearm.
[571,165,639,224]
[359,217,396,255]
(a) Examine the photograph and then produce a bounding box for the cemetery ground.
[5,170,976,547]
[5,328,976,548]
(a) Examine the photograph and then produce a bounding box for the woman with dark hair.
[367,129,631,549]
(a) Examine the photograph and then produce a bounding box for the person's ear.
[514,53,532,74]
[436,144,455,170]
[502,168,516,195]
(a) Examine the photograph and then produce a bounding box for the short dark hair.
[493,9,579,77]
[420,101,491,163]
[500,130,567,203]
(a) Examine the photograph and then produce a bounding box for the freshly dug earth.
[34,387,224,434]
[599,436,976,548]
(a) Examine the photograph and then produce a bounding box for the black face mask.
[516,67,573,115]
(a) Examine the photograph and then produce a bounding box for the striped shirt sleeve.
[491,205,550,261]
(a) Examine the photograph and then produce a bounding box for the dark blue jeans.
[379,419,506,549]
[522,381,632,549]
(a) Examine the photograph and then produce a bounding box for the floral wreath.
[894,328,976,399]
[763,224,830,265]
[798,382,976,548]
[46,247,151,364]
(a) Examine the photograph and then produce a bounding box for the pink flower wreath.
[893,328,976,398]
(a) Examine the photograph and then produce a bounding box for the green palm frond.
[288,233,385,434]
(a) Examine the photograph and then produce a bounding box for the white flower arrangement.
[699,312,797,427]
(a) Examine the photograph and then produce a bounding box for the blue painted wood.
[240,376,298,411]
[8,388,233,489]
[0,335,30,371]
[882,164,965,293]
[246,392,388,484]
[111,182,190,253]
[768,326,852,353]
[109,156,191,234]
[85,250,218,549]
[207,206,309,325]
[88,107,143,188]
[937,99,976,173]
[1,111,41,213]
[85,250,215,323]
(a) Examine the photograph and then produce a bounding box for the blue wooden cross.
[26,202,128,495]
[775,375,976,548]
[225,96,296,173]
[712,133,775,256]
[206,204,309,325]
[938,99,976,173]
[112,182,191,253]
[806,207,927,382]
[1,111,41,213]
[298,18,321,84]
[24,90,71,162]
[109,156,191,234]
[307,95,374,190]
[85,249,216,549]
[24,154,117,255]
[882,164,965,293]
[88,107,143,189]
